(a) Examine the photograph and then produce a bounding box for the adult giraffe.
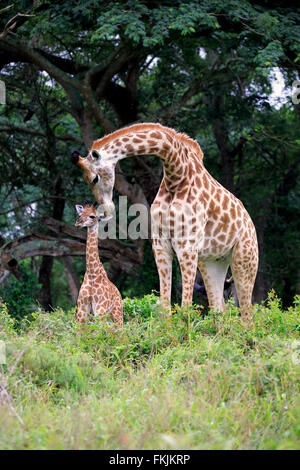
[71,123,258,321]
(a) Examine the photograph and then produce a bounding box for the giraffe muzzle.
[71,150,80,165]
[99,213,113,223]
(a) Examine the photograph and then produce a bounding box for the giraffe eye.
[91,150,100,160]
[89,216,96,219]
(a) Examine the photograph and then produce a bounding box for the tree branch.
[0,227,141,279]
[0,35,82,94]
[0,124,82,143]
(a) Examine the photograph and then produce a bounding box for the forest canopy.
[0,0,299,316]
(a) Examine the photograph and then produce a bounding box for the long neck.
[86,223,106,277]
[105,128,189,192]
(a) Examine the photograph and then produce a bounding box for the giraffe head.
[72,123,201,216]
[75,201,102,228]
[71,149,116,217]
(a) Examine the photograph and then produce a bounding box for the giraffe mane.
[91,123,204,160]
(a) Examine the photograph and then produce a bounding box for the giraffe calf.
[75,201,123,327]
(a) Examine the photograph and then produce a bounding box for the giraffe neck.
[86,223,106,277]
[100,127,191,192]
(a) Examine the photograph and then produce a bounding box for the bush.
[123,293,160,320]
[0,261,40,324]
[0,299,16,335]
[0,292,299,450]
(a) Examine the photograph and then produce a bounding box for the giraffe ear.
[75,205,84,215]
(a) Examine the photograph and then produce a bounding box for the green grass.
[0,292,299,450]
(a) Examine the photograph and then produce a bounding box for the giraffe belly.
[198,242,233,262]
[199,220,238,261]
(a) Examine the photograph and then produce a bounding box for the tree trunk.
[212,118,234,192]
[253,220,270,304]
[61,256,80,303]
[295,270,300,296]
[37,178,65,310]
[209,93,235,193]
[37,255,54,310]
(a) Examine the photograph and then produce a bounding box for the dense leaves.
[0,0,299,309]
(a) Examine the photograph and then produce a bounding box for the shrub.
[0,292,299,449]
[123,293,160,320]
[0,299,16,336]
[0,262,40,324]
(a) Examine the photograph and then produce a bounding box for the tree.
[0,0,299,307]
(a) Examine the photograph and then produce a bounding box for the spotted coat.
[75,203,123,326]
[73,123,258,322]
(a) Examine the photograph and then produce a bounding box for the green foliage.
[0,261,40,324]
[123,293,160,320]
[0,299,16,336]
[50,259,77,311]
[91,1,219,46]
[254,40,284,77]
[0,293,299,449]
[0,11,300,454]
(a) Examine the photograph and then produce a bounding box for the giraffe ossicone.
[72,123,258,322]
[75,201,123,326]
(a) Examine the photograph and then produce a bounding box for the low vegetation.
[0,292,299,450]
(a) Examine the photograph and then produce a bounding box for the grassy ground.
[0,292,299,450]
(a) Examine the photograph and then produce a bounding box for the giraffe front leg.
[110,288,123,327]
[77,291,91,325]
[152,240,174,316]
[230,239,258,324]
[76,280,92,323]
[176,247,199,307]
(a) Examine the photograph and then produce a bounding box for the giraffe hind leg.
[111,296,123,327]
[230,239,258,322]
